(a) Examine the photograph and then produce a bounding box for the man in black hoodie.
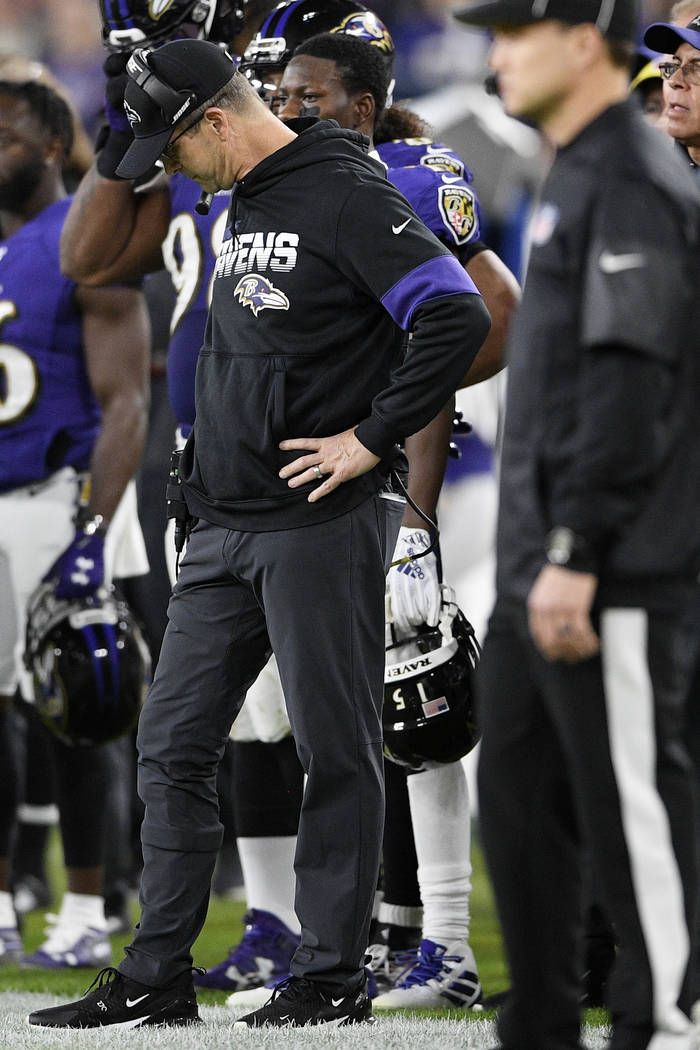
[30,38,490,1031]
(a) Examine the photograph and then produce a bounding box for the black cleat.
[26,966,202,1029]
[233,973,374,1028]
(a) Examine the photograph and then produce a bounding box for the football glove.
[103,52,131,133]
[96,52,133,178]
[387,526,441,637]
[43,517,106,601]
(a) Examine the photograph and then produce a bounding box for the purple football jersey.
[377,138,482,248]
[164,175,230,433]
[0,198,100,492]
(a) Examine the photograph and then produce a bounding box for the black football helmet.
[383,586,481,773]
[240,0,394,87]
[99,0,245,52]
[24,583,151,748]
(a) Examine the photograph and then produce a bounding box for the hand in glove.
[387,526,441,637]
[43,517,106,600]
[103,52,131,133]
[96,52,133,178]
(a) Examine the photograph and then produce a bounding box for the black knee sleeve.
[232,737,303,838]
[0,702,20,856]
[381,759,421,907]
[52,739,109,868]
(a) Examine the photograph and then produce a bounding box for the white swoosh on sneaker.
[331,997,346,1007]
[599,250,646,274]
[126,994,150,1008]
[392,219,411,235]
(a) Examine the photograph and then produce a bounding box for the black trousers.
[119,493,404,989]
[477,597,699,1050]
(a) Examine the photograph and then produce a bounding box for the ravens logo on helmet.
[332,11,393,55]
[240,0,394,78]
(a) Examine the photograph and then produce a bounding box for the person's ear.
[353,90,375,129]
[204,107,227,138]
[44,135,63,168]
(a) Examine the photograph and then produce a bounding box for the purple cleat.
[194,909,299,992]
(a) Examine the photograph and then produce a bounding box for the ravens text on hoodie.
[181,119,491,531]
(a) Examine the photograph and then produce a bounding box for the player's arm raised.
[60,52,170,285]
[61,172,169,285]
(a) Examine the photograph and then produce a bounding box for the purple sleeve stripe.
[381,255,479,330]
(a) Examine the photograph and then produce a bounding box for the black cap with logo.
[116,37,236,180]
[455,0,640,42]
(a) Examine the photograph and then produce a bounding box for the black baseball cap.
[455,0,640,42]
[644,14,700,56]
[116,38,237,180]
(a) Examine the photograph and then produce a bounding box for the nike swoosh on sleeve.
[598,251,647,274]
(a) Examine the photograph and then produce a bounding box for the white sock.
[56,892,106,931]
[0,890,17,929]
[377,901,423,929]
[407,764,472,944]
[372,888,383,919]
[237,836,300,935]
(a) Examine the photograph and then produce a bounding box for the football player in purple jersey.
[0,79,150,967]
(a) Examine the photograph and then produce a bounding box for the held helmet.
[240,0,394,86]
[383,586,481,773]
[99,0,245,52]
[25,583,151,748]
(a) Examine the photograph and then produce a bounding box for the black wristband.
[95,127,133,180]
[545,527,599,574]
[76,507,108,537]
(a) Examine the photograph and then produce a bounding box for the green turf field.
[0,825,612,1049]
[2,825,508,999]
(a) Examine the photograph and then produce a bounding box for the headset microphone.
[195,190,214,215]
[484,72,500,96]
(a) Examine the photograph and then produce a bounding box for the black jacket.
[181,119,490,531]
[496,101,700,605]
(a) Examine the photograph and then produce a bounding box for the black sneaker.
[233,973,374,1028]
[26,966,201,1029]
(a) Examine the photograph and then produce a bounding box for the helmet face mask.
[25,583,151,748]
[383,587,481,773]
[99,0,245,52]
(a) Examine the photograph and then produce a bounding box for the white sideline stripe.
[601,609,690,1037]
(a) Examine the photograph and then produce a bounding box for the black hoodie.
[181,119,491,531]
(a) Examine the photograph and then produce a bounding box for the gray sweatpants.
[119,492,404,989]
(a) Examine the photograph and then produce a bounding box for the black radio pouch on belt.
[166,450,196,567]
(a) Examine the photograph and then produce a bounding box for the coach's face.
[663,42,700,148]
[488,20,580,128]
